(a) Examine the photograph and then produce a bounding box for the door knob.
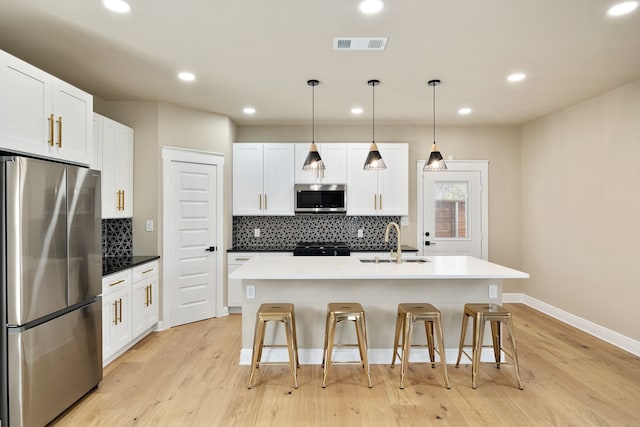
[425,232,430,237]
[425,241,436,246]
[205,246,217,252]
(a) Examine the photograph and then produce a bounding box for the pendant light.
[363,79,386,170]
[424,79,447,171]
[302,79,325,173]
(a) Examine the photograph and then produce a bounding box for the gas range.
[293,241,351,256]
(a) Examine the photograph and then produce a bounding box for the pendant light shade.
[424,79,447,172]
[302,79,325,172]
[363,79,386,170]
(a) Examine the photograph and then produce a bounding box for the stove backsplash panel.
[102,218,133,257]
[233,215,400,249]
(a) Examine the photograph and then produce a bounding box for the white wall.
[521,80,640,341]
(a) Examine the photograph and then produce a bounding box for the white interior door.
[169,160,217,327]
[422,170,484,258]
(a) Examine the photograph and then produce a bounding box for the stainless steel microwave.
[294,184,346,214]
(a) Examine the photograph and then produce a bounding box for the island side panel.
[241,278,501,363]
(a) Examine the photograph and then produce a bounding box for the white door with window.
[162,148,225,328]
[417,161,488,259]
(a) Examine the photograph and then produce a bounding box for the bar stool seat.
[455,303,523,389]
[322,302,372,388]
[391,303,450,389]
[248,303,299,389]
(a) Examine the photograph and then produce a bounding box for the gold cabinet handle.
[264,194,267,210]
[259,194,262,210]
[122,190,125,211]
[379,194,382,211]
[113,301,118,325]
[109,279,125,287]
[48,114,55,146]
[149,284,152,305]
[118,298,123,322]
[142,268,154,274]
[145,285,149,307]
[373,194,377,210]
[234,257,251,261]
[56,116,62,147]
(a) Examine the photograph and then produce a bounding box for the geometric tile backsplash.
[233,215,401,250]
[102,218,133,257]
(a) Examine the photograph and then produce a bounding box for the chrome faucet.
[384,221,402,264]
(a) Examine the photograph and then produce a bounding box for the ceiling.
[1,0,639,126]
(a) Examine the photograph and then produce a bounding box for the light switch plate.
[145,220,154,232]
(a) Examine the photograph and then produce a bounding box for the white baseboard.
[239,347,499,366]
[503,292,640,357]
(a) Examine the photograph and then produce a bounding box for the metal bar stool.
[248,303,299,389]
[390,303,450,389]
[455,303,523,389]
[322,302,372,388]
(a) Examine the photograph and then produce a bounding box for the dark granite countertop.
[103,255,160,276]
[227,246,295,253]
[226,245,418,253]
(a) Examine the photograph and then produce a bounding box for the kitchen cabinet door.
[346,143,379,215]
[263,143,294,215]
[295,143,347,184]
[97,113,133,218]
[102,269,133,363]
[0,50,93,165]
[346,143,408,216]
[233,144,264,215]
[50,78,93,165]
[376,143,408,216]
[233,143,294,215]
[132,261,159,338]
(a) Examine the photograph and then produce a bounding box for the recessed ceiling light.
[177,72,196,82]
[102,0,132,14]
[458,107,472,115]
[243,107,256,115]
[351,107,364,114]
[359,0,385,14]
[507,73,527,82]
[607,1,638,16]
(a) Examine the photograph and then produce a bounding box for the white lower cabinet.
[132,261,159,338]
[102,269,132,364]
[102,259,159,365]
[227,252,292,311]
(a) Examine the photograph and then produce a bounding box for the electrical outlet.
[357,229,364,238]
[254,228,260,238]
[145,220,154,232]
[488,284,498,299]
[246,285,255,299]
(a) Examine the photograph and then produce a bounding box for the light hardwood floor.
[51,304,640,426]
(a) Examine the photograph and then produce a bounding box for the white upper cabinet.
[346,143,408,216]
[0,50,92,165]
[95,113,133,218]
[233,143,294,215]
[294,143,347,184]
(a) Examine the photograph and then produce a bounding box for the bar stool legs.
[390,303,450,389]
[248,303,299,389]
[455,303,523,390]
[322,303,372,388]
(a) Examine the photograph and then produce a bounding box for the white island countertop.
[229,255,529,280]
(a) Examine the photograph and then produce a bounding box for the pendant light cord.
[372,82,375,143]
[312,82,315,143]
[432,82,436,143]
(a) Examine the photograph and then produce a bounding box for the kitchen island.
[229,255,528,365]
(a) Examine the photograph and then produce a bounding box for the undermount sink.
[359,258,429,264]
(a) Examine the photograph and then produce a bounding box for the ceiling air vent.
[333,37,388,51]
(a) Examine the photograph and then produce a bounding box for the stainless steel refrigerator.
[0,156,102,427]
